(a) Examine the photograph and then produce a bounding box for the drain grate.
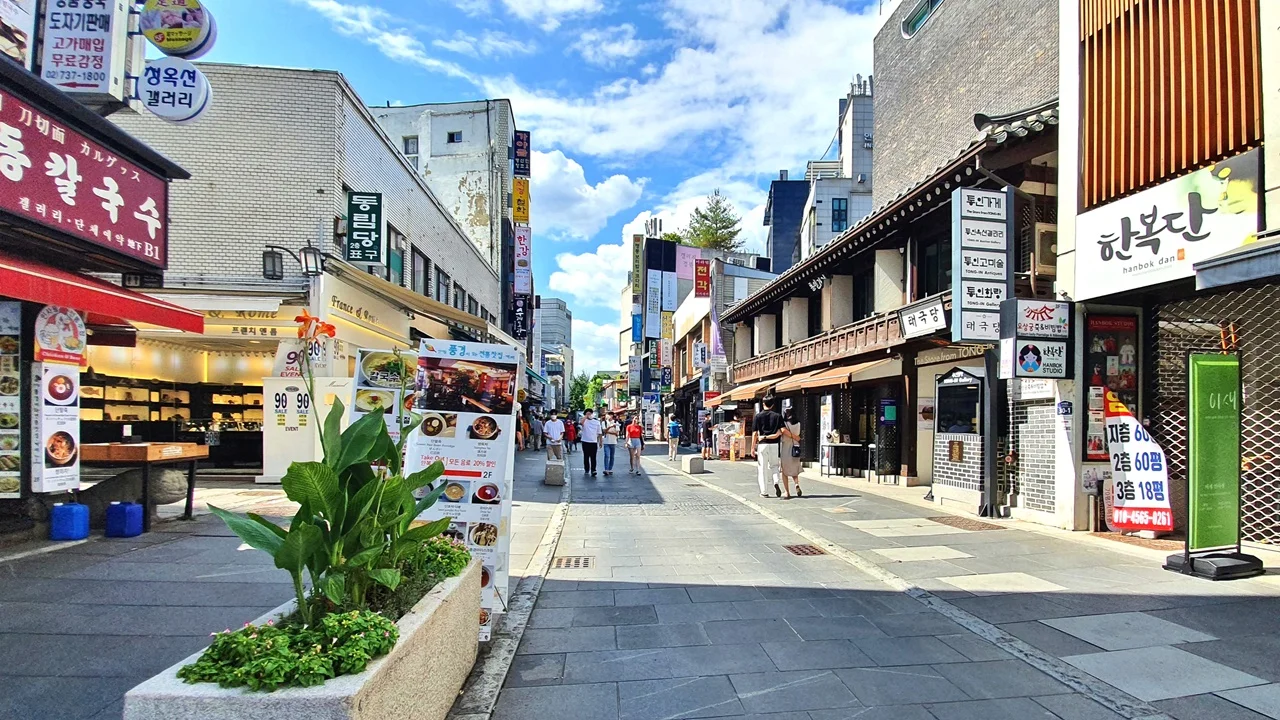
[685,483,702,487]
[552,556,595,569]
[927,516,1005,532]
[784,544,827,556]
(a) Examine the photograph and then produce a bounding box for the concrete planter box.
[124,560,481,720]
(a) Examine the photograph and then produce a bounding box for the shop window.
[447,131,463,143]
[831,198,849,234]
[436,270,451,305]
[902,0,945,38]
[852,263,874,322]
[388,226,405,287]
[916,231,951,299]
[935,370,981,434]
[411,249,429,295]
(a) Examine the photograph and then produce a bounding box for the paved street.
[493,447,1280,720]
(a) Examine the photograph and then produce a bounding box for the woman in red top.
[625,417,645,475]
[565,418,577,453]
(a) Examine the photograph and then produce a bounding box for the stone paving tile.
[504,653,566,687]
[935,633,1013,662]
[729,670,862,714]
[925,696,1061,719]
[1042,611,1216,651]
[948,592,1075,624]
[865,611,965,638]
[689,585,766,603]
[809,706,937,720]
[618,676,744,720]
[617,623,711,650]
[1149,599,1280,638]
[851,635,970,666]
[936,572,1066,596]
[785,616,888,642]
[571,604,659,627]
[755,586,836,601]
[704,618,803,644]
[491,682,619,720]
[1217,684,1280,719]
[813,597,895,618]
[732,599,823,620]
[1155,693,1275,720]
[518,626,617,655]
[760,640,875,671]
[1031,693,1127,719]
[834,665,969,705]
[1064,646,1267,701]
[1180,634,1280,683]
[662,643,779,677]
[537,589,615,607]
[527,607,577,628]
[563,648,672,683]
[998,621,1105,657]
[933,658,1071,699]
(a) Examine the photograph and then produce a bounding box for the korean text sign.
[951,187,1012,342]
[1075,148,1261,300]
[513,130,530,177]
[345,191,384,266]
[404,339,522,640]
[513,225,532,295]
[1104,390,1173,533]
[0,86,168,267]
[694,259,711,298]
[1187,354,1241,550]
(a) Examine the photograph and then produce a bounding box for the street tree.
[569,372,590,410]
[682,190,742,251]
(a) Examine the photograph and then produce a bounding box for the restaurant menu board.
[0,302,20,498]
[31,362,80,493]
[1084,316,1138,461]
[404,339,521,641]
[350,349,418,443]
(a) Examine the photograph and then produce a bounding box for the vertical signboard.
[951,188,1013,342]
[645,269,662,338]
[660,311,674,342]
[32,362,80,493]
[1188,354,1241,550]
[0,302,20,498]
[512,177,530,224]
[1104,389,1173,533]
[513,130,531,178]
[628,355,640,391]
[631,234,643,298]
[0,0,37,69]
[999,300,1072,380]
[511,295,529,340]
[676,245,699,280]
[349,349,418,443]
[513,225,532,295]
[647,339,659,368]
[630,314,642,343]
[405,339,521,641]
[345,192,385,267]
[694,259,711,298]
[39,0,130,101]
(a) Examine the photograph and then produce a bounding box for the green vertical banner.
[1188,353,1241,551]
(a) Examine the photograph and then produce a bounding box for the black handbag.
[791,443,802,458]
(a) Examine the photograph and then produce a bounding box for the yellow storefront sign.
[513,177,530,224]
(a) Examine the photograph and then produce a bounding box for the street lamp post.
[262,242,325,280]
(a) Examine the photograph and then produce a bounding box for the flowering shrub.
[177,611,398,692]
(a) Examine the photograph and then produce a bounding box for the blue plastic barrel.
[105,501,143,538]
[50,502,89,541]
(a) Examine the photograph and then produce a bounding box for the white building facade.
[798,79,876,262]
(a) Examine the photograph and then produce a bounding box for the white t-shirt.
[544,418,565,444]
[600,419,621,444]
[580,417,601,443]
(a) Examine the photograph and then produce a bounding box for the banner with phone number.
[1104,389,1173,533]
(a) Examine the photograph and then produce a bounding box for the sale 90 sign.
[1104,390,1173,533]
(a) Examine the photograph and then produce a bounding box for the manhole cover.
[784,544,826,556]
[927,516,1005,531]
[552,556,595,569]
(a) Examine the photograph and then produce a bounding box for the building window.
[480,306,489,324]
[402,136,419,166]
[387,225,406,287]
[831,198,849,233]
[916,231,951,298]
[436,270,451,305]
[411,249,429,295]
[468,297,479,317]
[447,131,463,143]
[454,284,466,311]
[852,263,874,322]
[901,0,945,38]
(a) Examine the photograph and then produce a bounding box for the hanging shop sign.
[31,361,80,493]
[405,339,521,641]
[709,355,727,374]
[513,225,532,295]
[140,57,212,125]
[694,259,711,298]
[628,355,640,390]
[999,299,1073,380]
[660,366,673,391]
[513,130,530,177]
[512,177,530,224]
[1075,148,1261,301]
[631,234,643,298]
[1187,354,1241,551]
[510,295,529,341]
[647,339,659,369]
[0,302,20,498]
[0,86,170,267]
[141,0,218,59]
[1084,315,1138,462]
[692,342,708,369]
[897,295,947,340]
[951,188,1014,342]
[0,0,37,69]
[33,305,87,367]
[1104,389,1172,533]
[39,0,129,101]
[344,191,384,267]
[645,269,662,338]
[659,339,672,368]
[661,270,678,312]
[676,245,699,280]
[660,311,674,341]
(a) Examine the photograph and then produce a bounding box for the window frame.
[411,248,429,295]
[901,0,945,38]
[436,269,451,305]
[446,131,463,144]
[831,197,849,234]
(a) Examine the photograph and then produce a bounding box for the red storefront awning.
[0,251,203,334]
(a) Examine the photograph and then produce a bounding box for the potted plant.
[124,320,481,720]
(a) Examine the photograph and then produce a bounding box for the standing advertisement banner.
[31,362,80,493]
[33,306,87,367]
[0,302,20,498]
[350,349,418,444]
[1187,354,1241,550]
[820,395,834,468]
[1104,389,1173,533]
[404,339,521,641]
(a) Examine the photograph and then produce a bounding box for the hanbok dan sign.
[1104,389,1173,533]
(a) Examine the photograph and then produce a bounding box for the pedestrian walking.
[626,415,645,474]
[544,412,565,461]
[701,414,715,460]
[565,415,578,453]
[779,406,803,499]
[601,411,620,476]
[666,414,682,461]
[580,408,601,477]
[530,414,544,450]
[752,395,784,498]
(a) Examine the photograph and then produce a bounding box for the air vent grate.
[784,544,826,556]
[552,556,595,569]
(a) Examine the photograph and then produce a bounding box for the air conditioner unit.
[1034,222,1058,277]
[333,216,348,237]
[857,173,867,183]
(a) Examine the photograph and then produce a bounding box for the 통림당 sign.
[345,191,383,266]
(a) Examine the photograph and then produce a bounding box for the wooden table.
[80,443,210,532]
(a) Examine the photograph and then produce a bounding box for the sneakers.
[796,486,803,498]
[774,483,782,498]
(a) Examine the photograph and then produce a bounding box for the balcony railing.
[730,296,941,384]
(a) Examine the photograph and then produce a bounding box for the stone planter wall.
[124,560,481,720]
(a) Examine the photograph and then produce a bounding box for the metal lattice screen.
[1149,285,1280,545]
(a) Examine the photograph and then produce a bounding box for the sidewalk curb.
[651,458,1175,720]
[448,465,573,720]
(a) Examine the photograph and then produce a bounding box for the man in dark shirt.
[701,415,715,460]
[752,395,784,497]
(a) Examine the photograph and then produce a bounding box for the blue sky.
[196,0,889,373]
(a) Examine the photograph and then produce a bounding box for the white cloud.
[571,318,625,375]
[572,24,651,66]
[433,29,535,58]
[619,172,769,254]
[295,0,477,82]
[548,242,630,309]
[532,150,646,240]
[451,0,603,31]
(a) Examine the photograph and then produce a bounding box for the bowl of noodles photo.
[45,431,77,467]
[355,389,394,415]
[468,415,500,441]
[360,352,414,389]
